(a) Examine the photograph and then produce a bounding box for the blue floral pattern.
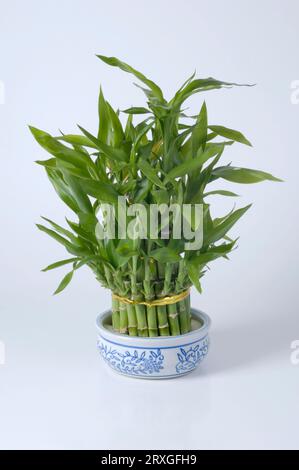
[175,338,209,374]
[98,342,164,376]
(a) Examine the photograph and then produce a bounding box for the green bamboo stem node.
[146,305,158,337]
[167,302,181,336]
[155,281,170,336]
[130,292,148,337]
[178,295,191,334]
[126,303,138,336]
[184,294,192,331]
[144,248,158,337]
[124,280,138,336]
[111,296,120,333]
[119,301,128,334]
[131,255,148,337]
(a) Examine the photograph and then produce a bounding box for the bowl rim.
[96,308,211,345]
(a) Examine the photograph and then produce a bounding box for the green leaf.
[205,204,251,246]
[116,239,139,258]
[204,189,240,197]
[209,240,237,253]
[53,270,74,295]
[36,158,56,169]
[58,170,93,213]
[74,255,103,269]
[122,107,150,114]
[97,55,164,103]
[49,158,90,178]
[56,134,98,149]
[189,251,227,267]
[150,247,181,263]
[77,177,119,204]
[137,159,165,189]
[106,101,124,147]
[78,125,128,163]
[125,114,134,141]
[42,258,78,272]
[133,178,152,203]
[165,145,223,182]
[98,87,110,143]
[170,77,251,108]
[212,166,282,183]
[191,101,207,156]
[134,120,154,148]
[40,216,78,243]
[46,168,80,213]
[30,126,93,169]
[186,241,236,279]
[152,189,169,204]
[36,224,88,256]
[186,261,202,293]
[176,70,196,94]
[209,125,252,146]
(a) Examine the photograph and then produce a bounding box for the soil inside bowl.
[102,313,203,337]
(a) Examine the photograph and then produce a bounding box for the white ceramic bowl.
[96,308,211,379]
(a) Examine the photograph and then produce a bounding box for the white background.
[0,0,298,450]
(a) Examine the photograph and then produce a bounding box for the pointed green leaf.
[192,101,207,156]
[36,224,89,256]
[204,189,240,197]
[165,145,223,183]
[209,125,252,146]
[29,126,93,169]
[42,258,78,272]
[36,158,56,169]
[186,261,202,293]
[212,166,282,183]
[170,78,252,108]
[122,107,150,115]
[77,177,119,204]
[98,87,110,143]
[40,216,78,243]
[151,247,181,263]
[137,160,165,189]
[53,270,74,295]
[58,170,93,213]
[205,204,251,246]
[78,125,128,162]
[106,101,124,147]
[56,134,98,149]
[125,114,134,141]
[46,168,80,213]
[97,55,164,102]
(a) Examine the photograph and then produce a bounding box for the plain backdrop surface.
[0,0,298,450]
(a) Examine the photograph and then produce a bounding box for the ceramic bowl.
[96,308,211,379]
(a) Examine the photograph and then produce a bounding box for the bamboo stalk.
[185,293,192,331]
[176,260,191,334]
[167,302,180,336]
[155,280,170,336]
[124,280,138,336]
[132,256,148,337]
[178,297,190,334]
[119,301,128,334]
[156,305,169,336]
[146,306,158,337]
[126,303,138,336]
[163,264,180,335]
[144,243,158,337]
[111,296,120,332]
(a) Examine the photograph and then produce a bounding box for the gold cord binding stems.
[112,289,190,307]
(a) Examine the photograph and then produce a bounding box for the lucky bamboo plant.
[32,55,280,337]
